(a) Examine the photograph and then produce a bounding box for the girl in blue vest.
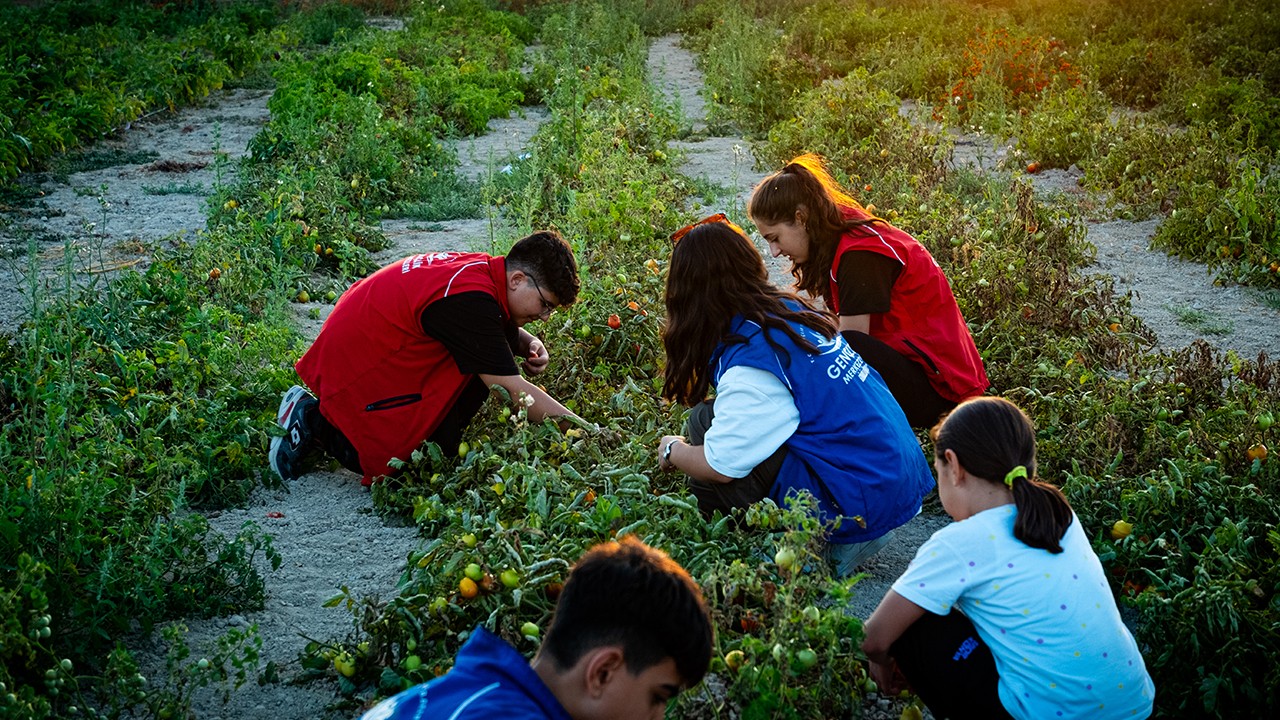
[656,215,935,576]
[749,153,989,428]
[862,396,1154,719]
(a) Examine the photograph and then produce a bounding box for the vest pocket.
[365,393,423,412]
[902,339,940,375]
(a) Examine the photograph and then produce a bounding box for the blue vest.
[360,627,571,720]
[711,310,935,544]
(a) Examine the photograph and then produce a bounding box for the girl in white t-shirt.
[862,397,1155,720]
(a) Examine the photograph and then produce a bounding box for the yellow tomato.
[1111,520,1133,540]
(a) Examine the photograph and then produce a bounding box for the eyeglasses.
[527,275,556,319]
[669,212,745,244]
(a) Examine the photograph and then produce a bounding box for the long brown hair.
[931,396,1074,553]
[661,221,835,407]
[747,153,879,301]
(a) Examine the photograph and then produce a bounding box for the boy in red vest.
[269,231,587,486]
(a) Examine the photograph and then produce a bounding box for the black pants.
[308,377,491,476]
[842,330,957,429]
[890,610,1012,720]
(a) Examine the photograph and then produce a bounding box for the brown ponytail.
[931,397,1073,553]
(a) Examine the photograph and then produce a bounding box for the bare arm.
[838,314,871,334]
[657,436,739,484]
[861,590,927,694]
[480,373,583,430]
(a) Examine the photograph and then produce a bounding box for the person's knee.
[684,400,716,442]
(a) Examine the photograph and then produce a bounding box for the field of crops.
[1,1,1277,718]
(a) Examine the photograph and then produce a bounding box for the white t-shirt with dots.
[893,505,1155,719]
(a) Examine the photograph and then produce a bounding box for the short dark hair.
[932,396,1073,553]
[541,537,713,687]
[505,230,580,306]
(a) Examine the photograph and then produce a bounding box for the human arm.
[838,314,871,334]
[861,590,927,694]
[657,435,737,483]
[421,293,586,428]
[835,250,900,330]
[658,366,798,482]
[480,372,584,430]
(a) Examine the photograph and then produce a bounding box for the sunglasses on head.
[670,212,746,244]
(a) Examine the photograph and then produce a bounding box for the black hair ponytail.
[932,397,1074,553]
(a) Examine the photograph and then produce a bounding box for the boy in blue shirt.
[359,537,713,720]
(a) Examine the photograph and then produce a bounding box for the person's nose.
[767,241,781,257]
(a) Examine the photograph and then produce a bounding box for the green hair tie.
[1004,465,1028,488]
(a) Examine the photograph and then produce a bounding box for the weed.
[142,181,207,196]
[1165,303,1235,336]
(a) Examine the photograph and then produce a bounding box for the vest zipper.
[902,339,941,374]
[365,393,423,411]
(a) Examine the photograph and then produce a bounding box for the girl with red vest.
[748,154,989,428]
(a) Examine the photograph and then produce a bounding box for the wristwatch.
[662,438,680,467]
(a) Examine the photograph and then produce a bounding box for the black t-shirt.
[420,292,522,376]
[836,250,902,316]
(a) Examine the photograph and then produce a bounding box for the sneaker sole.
[277,385,308,427]
[268,435,289,481]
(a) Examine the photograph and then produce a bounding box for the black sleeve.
[420,292,521,376]
[836,250,902,316]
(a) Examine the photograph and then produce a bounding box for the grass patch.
[142,181,208,196]
[50,148,161,181]
[1166,302,1235,335]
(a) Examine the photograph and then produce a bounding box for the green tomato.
[1257,412,1275,431]
[500,569,521,589]
[802,606,820,624]
[461,533,478,548]
[464,563,484,582]
[795,648,818,669]
[404,655,422,672]
[774,546,798,571]
[333,652,356,678]
[520,621,540,639]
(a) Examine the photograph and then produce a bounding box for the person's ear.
[582,646,626,699]
[942,448,971,486]
[508,269,527,291]
[793,206,809,227]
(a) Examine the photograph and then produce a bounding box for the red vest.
[828,213,989,402]
[296,252,509,483]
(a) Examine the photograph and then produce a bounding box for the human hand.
[867,658,907,696]
[657,435,684,472]
[524,338,549,375]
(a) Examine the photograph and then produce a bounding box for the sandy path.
[934,113,1279,362]
[0,88,270,336]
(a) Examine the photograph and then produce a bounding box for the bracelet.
[662,438,679,466]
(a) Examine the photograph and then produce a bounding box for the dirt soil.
[4,22,1274,720]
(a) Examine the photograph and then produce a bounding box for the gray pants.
[682,399,786,517]
[681,400,892,576]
